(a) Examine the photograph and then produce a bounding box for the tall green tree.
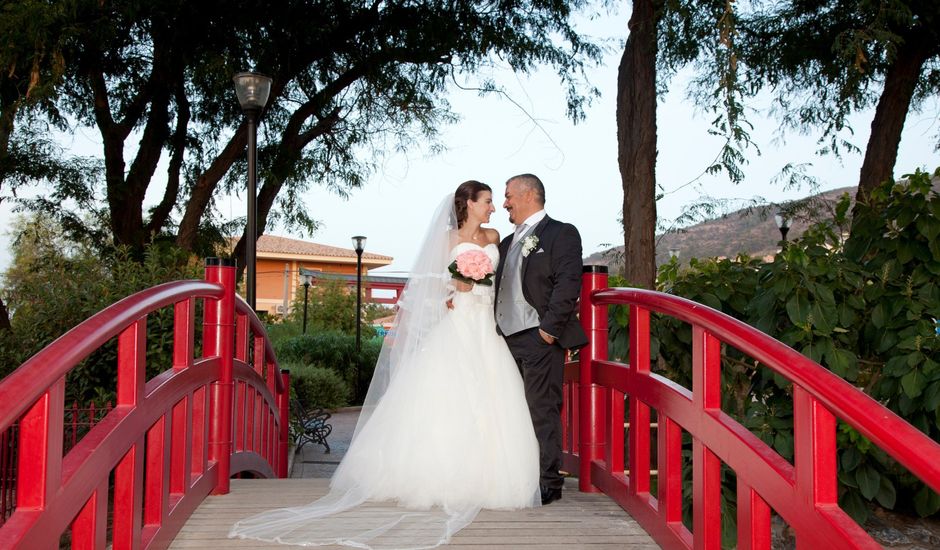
[2,0,600,271]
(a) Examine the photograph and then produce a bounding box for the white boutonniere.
[521,235,539,257]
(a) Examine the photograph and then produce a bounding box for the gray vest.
[496,238,540,336]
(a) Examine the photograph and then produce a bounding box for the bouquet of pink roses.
[448,249,494,286]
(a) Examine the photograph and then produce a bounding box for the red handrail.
[567,268,940,550]
[0,258,290,549]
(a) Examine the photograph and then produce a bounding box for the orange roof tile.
[256,235,392,263]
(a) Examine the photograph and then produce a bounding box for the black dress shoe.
[540,485,563,505]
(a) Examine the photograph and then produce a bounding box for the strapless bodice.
[449,242,499,264]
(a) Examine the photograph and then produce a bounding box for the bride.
[230,181,541,548]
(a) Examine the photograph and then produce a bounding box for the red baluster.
[205,257,236,495]
[278,370,290,478]
[579,265,608,492]
[628,305,651,497]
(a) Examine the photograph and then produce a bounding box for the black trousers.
[504,327,566,490]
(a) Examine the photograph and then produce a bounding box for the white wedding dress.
[230,242,540,548]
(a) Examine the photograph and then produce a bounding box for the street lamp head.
[774,211,791,231]
[300,272,312,287]
[775,210,792,242]
[233,72,273,114]
[352,235,367,254]
[668,247,680,259]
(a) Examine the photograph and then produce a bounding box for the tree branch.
[148,81,190,236]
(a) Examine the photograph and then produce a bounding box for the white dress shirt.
[512,210,547,246]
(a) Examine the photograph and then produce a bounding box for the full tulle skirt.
[229,289,540,548]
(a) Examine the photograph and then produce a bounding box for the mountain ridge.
[586,185,857,270]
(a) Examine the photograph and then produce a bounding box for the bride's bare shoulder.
[483,228,500,245]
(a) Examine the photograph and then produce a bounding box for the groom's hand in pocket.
[538,328,556,344]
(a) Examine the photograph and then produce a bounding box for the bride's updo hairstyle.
[454,180,492,228]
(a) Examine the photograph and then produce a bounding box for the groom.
[494,173,588,505]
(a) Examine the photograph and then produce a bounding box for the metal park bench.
[290,399,332,454]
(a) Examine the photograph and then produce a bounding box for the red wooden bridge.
[0,260,937,549]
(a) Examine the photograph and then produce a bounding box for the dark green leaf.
[916,215,940,241]
[875,476,896,509]
[840,446,861,472]
[773,431,794,460]
[914,486,940,517]
[924,381,940,411]
[840,489,870,524]
[871,303,885,329]
[698,293,723,311]
[827,348,856,378]
[855,464,880,500]
[786,293,811,325]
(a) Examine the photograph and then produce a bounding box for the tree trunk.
[0,99,16,189]
[148,83,189,236]
[617,0,661,289]
[856,29,933,204]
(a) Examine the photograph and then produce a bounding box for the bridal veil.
[229,194,475,549]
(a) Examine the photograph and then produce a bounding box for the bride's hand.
[451,279,473,293]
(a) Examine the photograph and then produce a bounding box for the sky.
[1,6,938,277]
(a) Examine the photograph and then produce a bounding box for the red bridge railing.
[564,266,940,549]
[0,258,289,549]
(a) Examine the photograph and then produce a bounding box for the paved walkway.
[288,407,360,479]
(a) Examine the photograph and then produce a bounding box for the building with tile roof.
[251,235,394,316]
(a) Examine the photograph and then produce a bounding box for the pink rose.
[448,249,495,285]
[455,250,493,280]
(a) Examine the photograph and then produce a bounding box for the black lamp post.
[775,211,791,243]
[352,236,367,352]
[352,235,366,401]
[300,271,312,334]
[233,71,272,311]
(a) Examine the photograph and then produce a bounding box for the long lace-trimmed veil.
[229,193,472,549]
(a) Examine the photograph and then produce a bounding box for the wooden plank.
[169,478,659,549]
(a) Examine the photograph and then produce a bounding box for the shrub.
[610,169,940,537]
[283,362,350,410]
[0,221,203,403]
[263,318,303,348]
[287,277,377,338]
[275,330,382,403]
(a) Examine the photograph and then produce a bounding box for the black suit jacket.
[495,216,589,350]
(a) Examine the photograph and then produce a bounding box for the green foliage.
[263,319,303,348]
[275,330,382,405]
[2,0,601,255]
[733,0,939,156]
[0,216,203,402]
[283,362,349,410]
[287,278,376,338]
[610,170,940,539]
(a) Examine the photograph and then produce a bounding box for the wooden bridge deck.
[169,477,660,549]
